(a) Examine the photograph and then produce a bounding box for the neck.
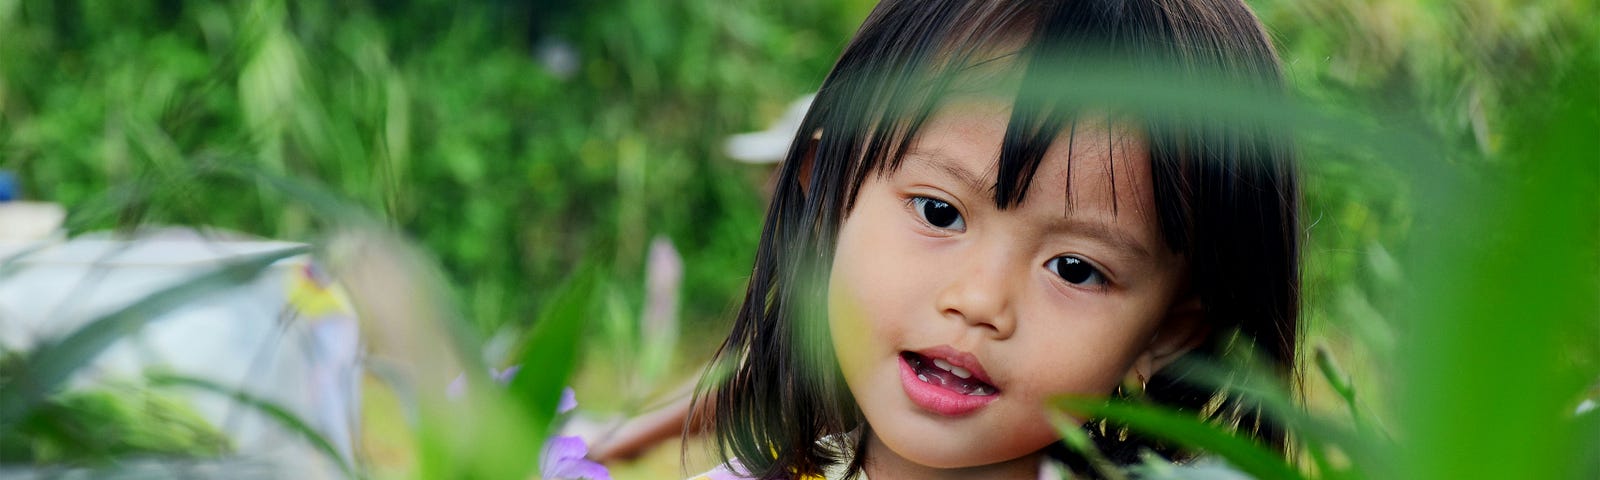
[859,430,1042,480]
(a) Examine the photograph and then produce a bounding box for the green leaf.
[147,372,356,478]
[1054,396,1305,480]
[508,266,601,438]
[0,382,232,465]
[1163,354,1383,476]
[0,245,308,428]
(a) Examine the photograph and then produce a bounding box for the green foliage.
[147,373,355,477]
[1393,39,1598,480]
[0,245,307,426]
[0,370,232,466]
[506,266,599,439]
[1040,2,1599,477]
[0,0,868,335]
[1056,396,1305,480]
[0,245,311,470]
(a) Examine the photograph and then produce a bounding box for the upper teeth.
[932,358,973,379]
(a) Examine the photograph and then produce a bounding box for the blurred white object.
[0,233,360,477]
[724,93,815,164]
[0,170,65,243]
[0,201,66,242]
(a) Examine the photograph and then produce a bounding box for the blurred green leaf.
[1395,39,1599,480]
[1054,396,1305,480]
[0,245,307,428]
[509,265,602,439]
[0,379,231,465]
[147,372,354,478]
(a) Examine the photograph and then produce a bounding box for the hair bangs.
[824,0,1159,222]
[808,1,1049,218]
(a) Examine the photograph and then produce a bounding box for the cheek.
[828,252,914,354]
[1009,305,1163,400]
[827,207,941,391]
[828,273,877,376]
[828,212,924,346]
[1023,356,1129,410]
[828,219,891,380]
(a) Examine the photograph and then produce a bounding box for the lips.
[898,346,1000,417]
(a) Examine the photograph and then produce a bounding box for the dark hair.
[695,1,1300,478]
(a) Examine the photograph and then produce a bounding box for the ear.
[796,129,822,195]
[1130,295,1209,381]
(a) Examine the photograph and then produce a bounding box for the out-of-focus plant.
[3,0,1594,479]
[595,235,685,414]
[325,226,596,479]
[541,389,613,480]
[0,246,309,427]
[0,374,232,465]
[0,0,868,338]
[1040,3,1598,478]
[0,153,605,479]
[0,245,320,473]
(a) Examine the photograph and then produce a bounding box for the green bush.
[0,0,869,335]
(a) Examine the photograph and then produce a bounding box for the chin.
[885,441,984,468]
[874,418,1039,469]
[910,452,993,469]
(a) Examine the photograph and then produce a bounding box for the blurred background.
[0,0,1594,479]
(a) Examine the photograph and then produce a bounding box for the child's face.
[827,100,1198,473]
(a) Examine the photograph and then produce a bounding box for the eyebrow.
[904,149,993,196]
[1049,217,1154,260]
[905,148,1155,259]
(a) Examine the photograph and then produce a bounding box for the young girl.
[693,1,1299,478]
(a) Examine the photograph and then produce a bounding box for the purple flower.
[558,386,577,414]
[541,435,610,480]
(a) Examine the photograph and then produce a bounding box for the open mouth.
[901,351,998,396]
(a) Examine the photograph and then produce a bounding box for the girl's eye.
[910,197,965,231]
[1047,256,1107,287]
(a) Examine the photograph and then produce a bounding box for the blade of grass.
[1573,409,1600,477]
[508,266,601,438]
[1047,410,1127,480]
[1312,345,1361,430]
[147,372,357,478]
[1053,396,1306,480]
[1165,353,1384,478]
[0,245,308,427]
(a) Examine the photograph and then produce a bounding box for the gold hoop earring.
[1121,369,1148,397]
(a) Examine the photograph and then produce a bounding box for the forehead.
[900,99,1158,233]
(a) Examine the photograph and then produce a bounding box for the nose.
[934,245,1018,339]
